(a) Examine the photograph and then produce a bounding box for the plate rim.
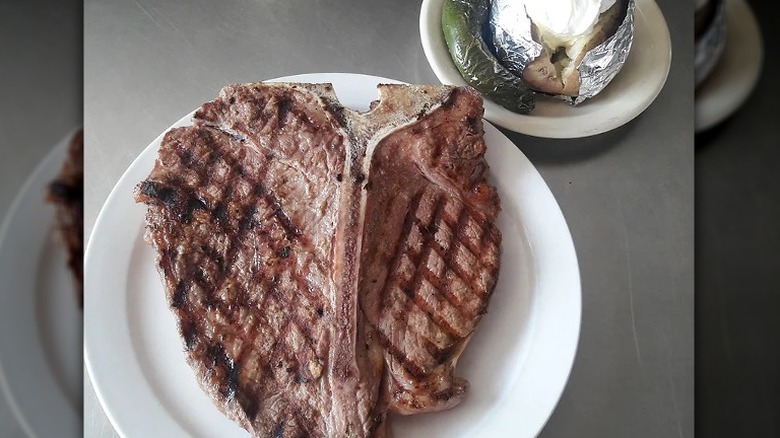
[419,0,672,138]
[84,72,581,437]
[694,0,763,132]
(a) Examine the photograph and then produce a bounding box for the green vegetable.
[442,0,534,114]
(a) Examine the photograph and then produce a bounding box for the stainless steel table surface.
[696,1,779,435]
[0,1,81,436]
[84,0,694,436]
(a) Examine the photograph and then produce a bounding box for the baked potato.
[522,0,628,97]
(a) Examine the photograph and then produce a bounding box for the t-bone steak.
[134,82,502,437]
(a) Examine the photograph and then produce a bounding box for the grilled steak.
[48,128,84,306]
[135,83,501,437]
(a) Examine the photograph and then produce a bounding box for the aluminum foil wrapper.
[490,0,635,105]
[695,0,727,86]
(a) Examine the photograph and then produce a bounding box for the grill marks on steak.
[359,92,500,415]
[138,87,349,436]
[135,83,501,437]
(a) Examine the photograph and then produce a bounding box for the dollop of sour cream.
[523,0,617,46]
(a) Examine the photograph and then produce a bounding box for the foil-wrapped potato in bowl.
[443,0,635,113]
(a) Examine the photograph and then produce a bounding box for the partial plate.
[420,0,672,138]
[0,131,82,438]
[85,73,581,437]
[695,0,763,132]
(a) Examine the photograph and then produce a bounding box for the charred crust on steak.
[237,392,259,421]
[137,180,207,224]
[465,115,480,135]
[276,93,292,128]
[172,281,187,308]
[206,342,239,400]
[212,201,229,224]
[48,180,81,201]
[177,148,194,167]
[276,246,291,259]
[325,101,349,128]
[433,344,457,365]
[137,180,176,205]
[271,422,285,438]
[181,319,198,350]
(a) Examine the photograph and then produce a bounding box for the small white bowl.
[695,0,763,132]
[419,0,673,138]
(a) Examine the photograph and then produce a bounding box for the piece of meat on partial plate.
[135,82,501,437]
[48,128,84,306]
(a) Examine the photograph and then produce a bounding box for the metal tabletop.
[0,1,81,436]
[83,0,694,436]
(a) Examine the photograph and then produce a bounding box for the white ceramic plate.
[420,0,672,138]
[695,0,762,132]
[0,132,83,438]
[85,73,581,438]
